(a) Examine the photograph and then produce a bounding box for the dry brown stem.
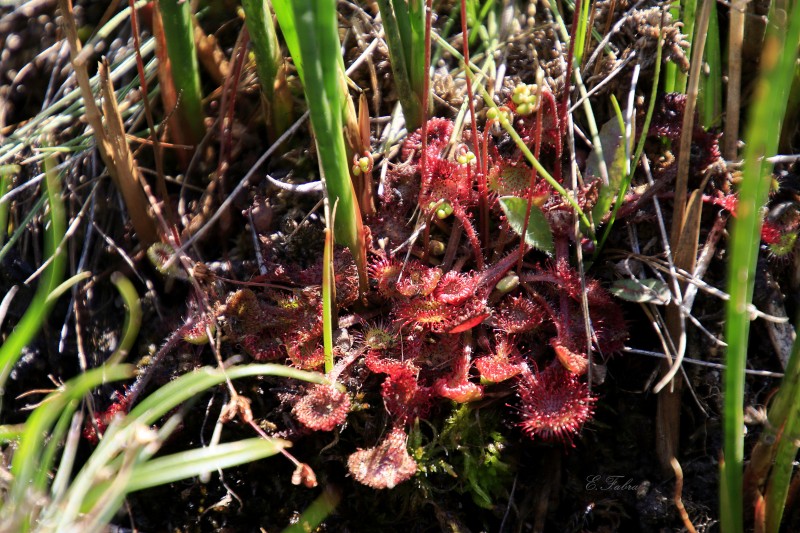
[59,0,158,245]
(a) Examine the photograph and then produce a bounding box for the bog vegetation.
[1,0,800,531]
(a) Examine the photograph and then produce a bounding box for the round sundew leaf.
[347,427,417,489]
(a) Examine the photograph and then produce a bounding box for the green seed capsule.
[516,102,532,116]
[436,201,454,219]
[496,272,520,293]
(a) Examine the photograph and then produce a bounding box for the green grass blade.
[58,364,323,527]
[0,165,18,248]
[282,488,341,533]
[127,364,328,425]
[106,272,142,366]
[0,193,47,272]
[242,0,282,101]
[322,224,335,374]
[273,0,368,291]
[157,0,204,143]
[45,271,91,304]
[270,0,304,83]
[125,437,289,492]
[33,399,80,494]
[0,154,66,409]
[753,311,800,532]
[7,365,134,506]
[49,411,84,502]
[375,0,423,130]
[406,0,427,114]
[764,357,800,531]
[243,0,292,138]
[699,0,722,128]
[572,0,591,66]
[722,2,800,531]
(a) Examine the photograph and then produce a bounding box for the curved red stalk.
[128,0,172,222]
[544,91,563,183]
[418,1,433,204]
[555,236,572,336]
[218,29,250,180]
[452,203,484,269]
[419,0,433,260]
[517,93,544,273]
[559,0,581,139]
[460,0,488,251]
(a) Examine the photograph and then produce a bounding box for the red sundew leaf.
[475,333,525,382]
[418,334,462,371]
[448,312,490,334]
[180,314,215,344]
[293,384,351,432]
[434,375,484,402]
[83,394,132,444]
[761,220,783,245]
[381,370,431,421]
[348,427,418,489]
[394,297,456,333]
[475,355,526,383]
[495,295,545,334]
[434,271,478,305]
[285,342,326,370]
[517,366,596,445]
[551,338,589,376]
[488,163,532,196]
[369,257,403,297]
[240,334,286,361]
[396,261,442,297]
[365,349,419,376]
[221,289,266,337]
[401,117,454,161]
